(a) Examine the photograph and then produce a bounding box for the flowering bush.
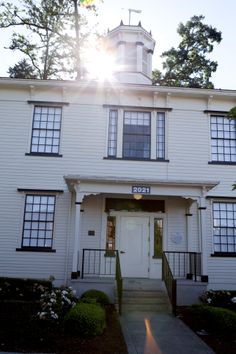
[36,286,77,323]
[200,289,236,311]
[0,277,52,301]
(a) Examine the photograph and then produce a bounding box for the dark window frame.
[212,201,236,254]
[30,105,62,155]
[156,112,165,159]
[210,115,236,163]
[123,111,151,159]
[107,110,118,157]
[21,194,56,250]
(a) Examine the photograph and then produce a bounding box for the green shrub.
[0,277,52,301]
[191,304,236,339]
[63,302,106,336]
[200,289,236,311]
[80,289,110,307]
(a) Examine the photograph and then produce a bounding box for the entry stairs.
[119,278,171,313]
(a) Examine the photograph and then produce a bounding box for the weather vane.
[128,8,142,25]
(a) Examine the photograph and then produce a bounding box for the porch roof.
[64,174,219,198]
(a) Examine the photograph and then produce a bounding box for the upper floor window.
[210,115,236,162]
[31,106,62,154]
[107,110,118,157]
[22,194,56,249]
[123,111,151,159]
[213,202,236,254]
[107,109,166,161]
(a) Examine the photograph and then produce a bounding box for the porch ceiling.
[64,175,219,198]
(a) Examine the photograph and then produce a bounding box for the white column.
[136,42,143,72]
[117,41,125,68]
[71,191,84,279]
[147,49,153,78]
[198,197,208,281]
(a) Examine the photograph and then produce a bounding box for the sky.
[0,0,235,89]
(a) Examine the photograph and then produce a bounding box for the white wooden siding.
[1,82,236,288]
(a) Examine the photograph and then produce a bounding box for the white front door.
[119,216,149,277]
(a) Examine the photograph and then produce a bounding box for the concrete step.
[122,289,167,298]
[117,289,171,313]
[121,303,171,313]
[121,296,168,305]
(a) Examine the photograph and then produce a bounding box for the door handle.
[120,251,126,254]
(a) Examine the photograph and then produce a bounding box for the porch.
[70,248,208,315]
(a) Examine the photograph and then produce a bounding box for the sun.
[83,42,117,81]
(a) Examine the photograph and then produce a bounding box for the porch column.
[71,192,84,279]
[198,197,208,282]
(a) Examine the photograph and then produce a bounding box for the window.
[213,202,236,253]
[153,218,163,258]
[156,112,165,159]
[22,195,56,249]
[123,111,151,159]
[31,106,62,154]
[107,109,166,160]
[107,110,118,157]
[106,216,116,251]
[210,115,236,162]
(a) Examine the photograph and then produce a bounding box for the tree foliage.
[8,58,37,78]
[0,0,98,79]
[153,15,222,88]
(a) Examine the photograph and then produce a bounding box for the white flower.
[231,297,236,303]
[207,298,212,303]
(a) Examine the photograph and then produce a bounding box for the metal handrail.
[164,251,201,281]
[81,248,123,315]
[81,248,116,278]
[162,252,177,315]
[115,250,123,315]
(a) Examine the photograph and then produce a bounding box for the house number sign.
[132,186,151,194]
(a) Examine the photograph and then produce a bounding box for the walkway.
[119,278,214,354]
[120,311,214,354]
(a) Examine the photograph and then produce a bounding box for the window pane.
[108,110,118,157]
[211,116,236,162]
[106,216,116,253]
[22,194,56,249]
[31,106,62,154]
[123,111,151,159]
[154,218,163,258]
[156,112,165,159]
[213,202,236,253]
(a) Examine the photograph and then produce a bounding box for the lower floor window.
[106,216,116,251]
[22,195,56,248]
[213,202,236,253]
[154,218,163,258]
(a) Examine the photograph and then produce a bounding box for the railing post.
[81,249,85,279]
[172,279,177,315]
[194,252,197,282]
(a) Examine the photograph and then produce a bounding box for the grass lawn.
[0,301,128,354]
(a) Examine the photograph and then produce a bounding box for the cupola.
[106,21,156,85]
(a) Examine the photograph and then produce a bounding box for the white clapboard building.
[0,22,236,306]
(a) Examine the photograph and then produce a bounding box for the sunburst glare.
[83,40,117,81]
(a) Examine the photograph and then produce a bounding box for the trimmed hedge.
[63,302,106,336]
[0,277,52,301]
[80,289,110,307]
[191,304,236,339]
